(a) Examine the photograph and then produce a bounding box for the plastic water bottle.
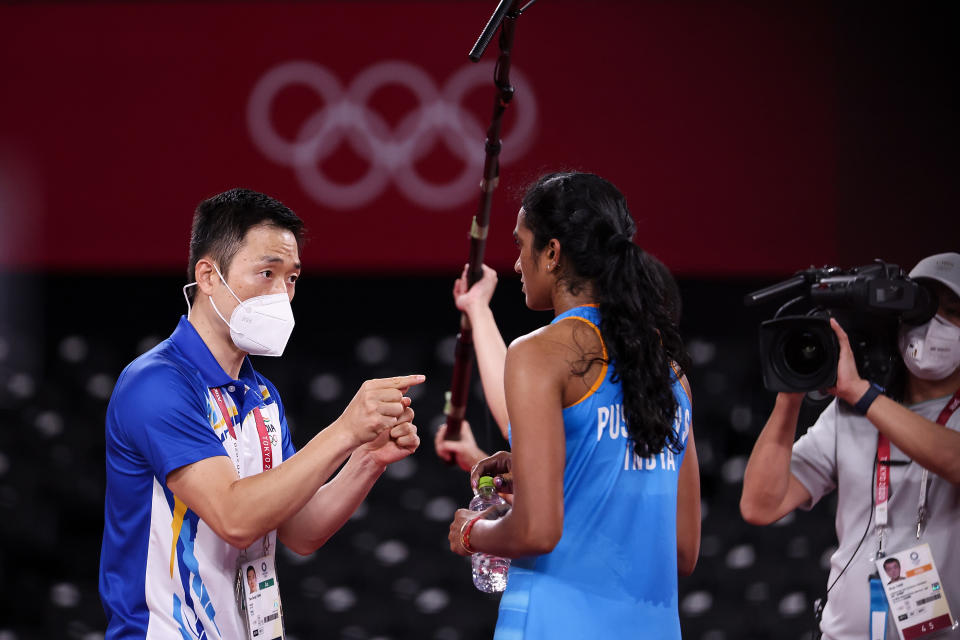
[469,476,511,593]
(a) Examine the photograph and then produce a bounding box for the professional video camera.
[745,261,937,392]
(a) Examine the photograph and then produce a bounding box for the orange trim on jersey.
[169,496,187,577]
[670,362,691,403]
[561,316,608,408]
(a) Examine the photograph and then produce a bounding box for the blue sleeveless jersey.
[496,305,692,640]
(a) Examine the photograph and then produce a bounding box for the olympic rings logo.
[247,60,538,211]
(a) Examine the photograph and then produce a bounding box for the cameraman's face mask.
[898,314,960,381]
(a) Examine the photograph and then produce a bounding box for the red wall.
[0,2,836,275]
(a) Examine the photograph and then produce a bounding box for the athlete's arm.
[828,319,960,485]
[454,333,566,557]
[167,375,424,549]
[740,392,813,525]
[676,375,700,577]
[454,264,509,436]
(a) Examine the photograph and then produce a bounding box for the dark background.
[0,2,957,639]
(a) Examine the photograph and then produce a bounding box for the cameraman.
[740,252,960,640]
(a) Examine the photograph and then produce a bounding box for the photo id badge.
[876,543,956,640]
[238,554,284,640]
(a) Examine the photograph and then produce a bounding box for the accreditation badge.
[876,543,956,639]
[238,553,285,640]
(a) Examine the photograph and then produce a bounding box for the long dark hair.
[521,172,690,457]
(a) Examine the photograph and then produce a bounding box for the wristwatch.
[853,382,884,415]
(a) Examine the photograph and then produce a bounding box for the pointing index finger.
[380,374,426,390]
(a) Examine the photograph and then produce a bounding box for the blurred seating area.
[0,273,838,640]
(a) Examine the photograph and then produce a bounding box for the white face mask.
[183,264,295,357]
[898,314,960,381]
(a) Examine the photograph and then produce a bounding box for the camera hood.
[758,316,838,392]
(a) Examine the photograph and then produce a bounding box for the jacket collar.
[169,315,259,392]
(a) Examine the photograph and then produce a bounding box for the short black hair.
[187,188,304,301]
[883,558,900,568]
[247,565,256,576]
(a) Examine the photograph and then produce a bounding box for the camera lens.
[781,329,827,377]
[759,316,838,392]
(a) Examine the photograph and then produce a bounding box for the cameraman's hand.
[826,318,870,405]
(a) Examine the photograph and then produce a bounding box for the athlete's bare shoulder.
[509,324,563,359]
[505,327,568,393]
[508,316,606,406]
[511,318,600,359]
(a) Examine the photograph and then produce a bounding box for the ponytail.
[521,172,689,457]
[598,241,688,456]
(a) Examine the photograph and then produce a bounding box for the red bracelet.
[460,515,482,554]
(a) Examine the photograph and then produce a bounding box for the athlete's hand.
[434,420,488,472]
[335,375,425,447]
[454,264,498,315]
[448,503,511,556]
[448,507,477,556]
[470,450,514,504]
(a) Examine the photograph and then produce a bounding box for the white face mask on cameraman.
[898,314,960,381]
[183,263,295,357]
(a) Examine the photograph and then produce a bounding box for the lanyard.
[918,389,960,537]
[874,386,960,554]
[874,434,891,555]
[935,387,960,427]
[868,575,888,640]
[211,386,236,439]
[252,406,274,471]
[875,435,891,527]
[211,385,275,562]
[210,386,274,476]
[211,387,241,477]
